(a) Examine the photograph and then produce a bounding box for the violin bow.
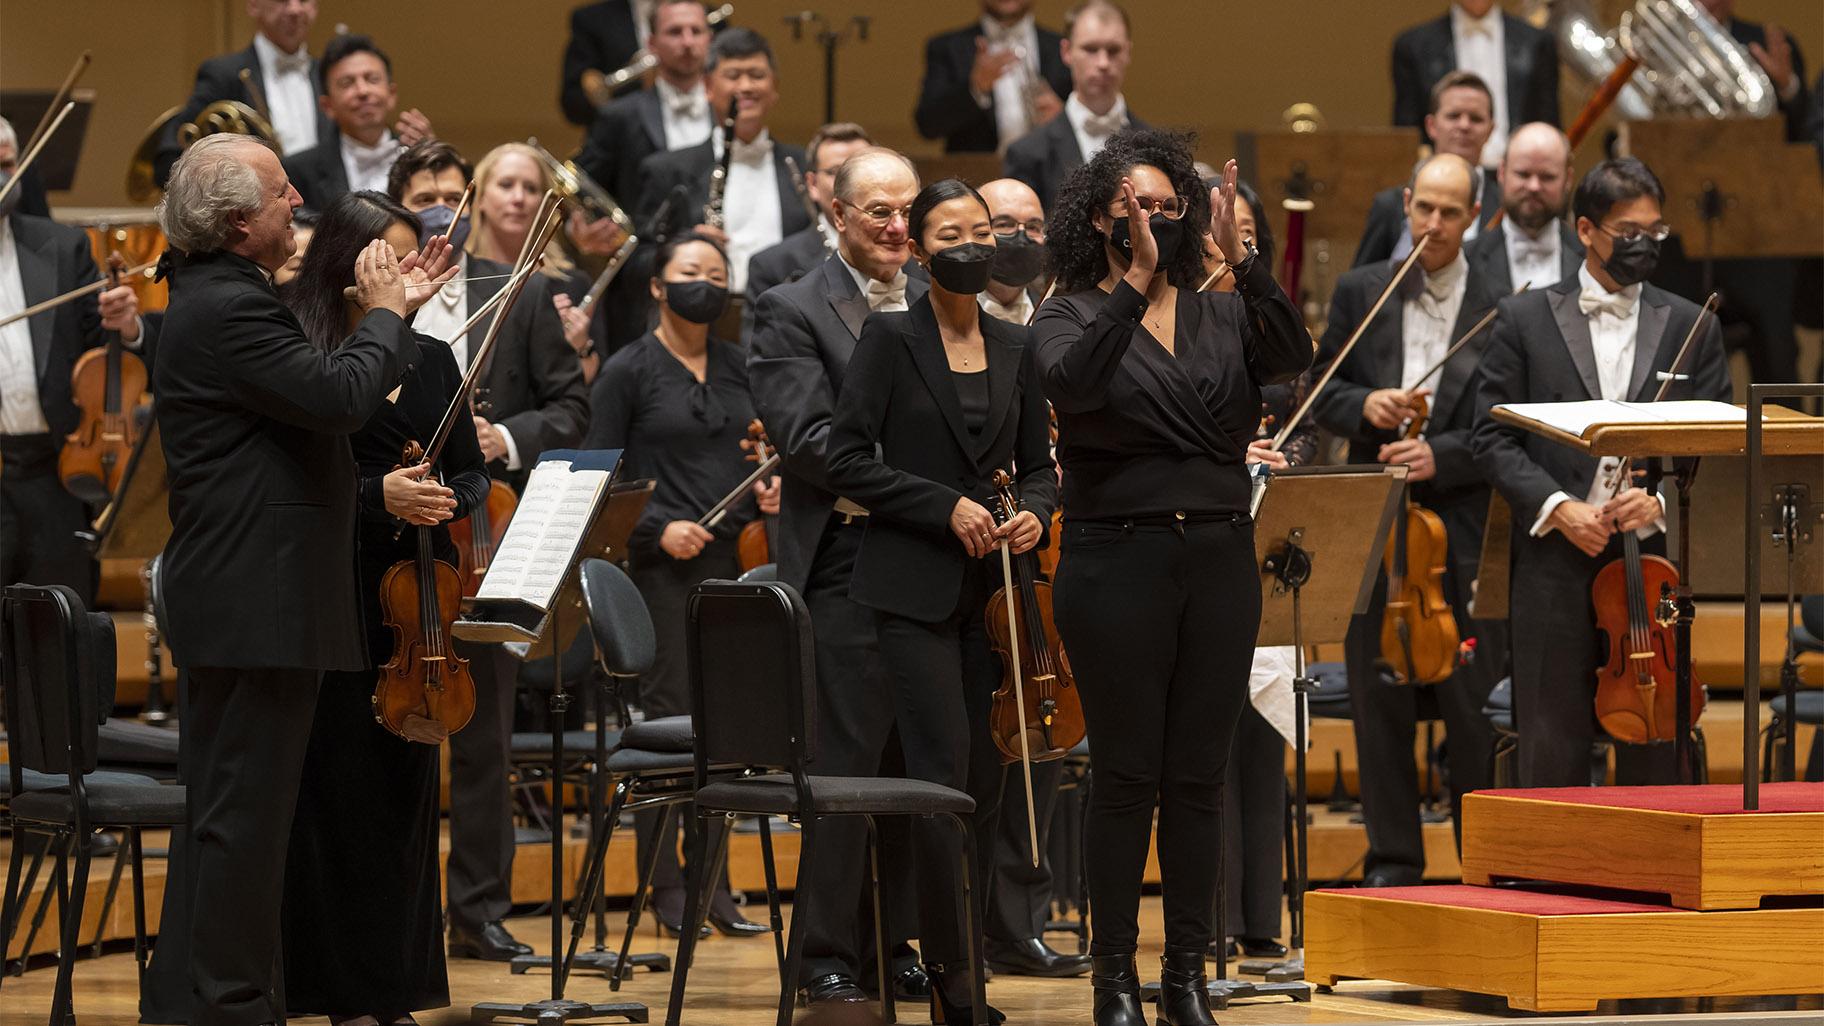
[1598,291,1720,499]
[0,101,77,212]
[993,471,1042,868]
[0,258,158,329]
[1404,280,1533,396]
[1023,277,1057,328]
[697,454,781,530]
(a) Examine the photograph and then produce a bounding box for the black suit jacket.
[632,137,811,241]
[280,133,351,216]
[914,23,1072,154]
[153,250,417,671]
[828,299,1056,622]
[1003,108,1149,213]
[747,253,931,593]
[743,224,829,339]
[560,0,643,125]
[1353,169,1502,268]
[1464,219,1583,295]
[462,256,591,488]
[1391,13,1560,134]
[154,44,335,187]
[576,87,668,210]
[1728,18,1811,142]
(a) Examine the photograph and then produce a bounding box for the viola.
[736,419,777,572]
[60,253,149,505]
[447,389,519,597]
[374,441,477,745]
[985,469,1084,764]
[1379,396,1461,685]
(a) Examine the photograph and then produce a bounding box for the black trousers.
[182,666,321,1026]
[1221,703,1284,940]
[445,640,520,930]
[871,557,1002,967]
[1511,530,1678,787]
[0,434,95,604]
[1052,514,1259,955]
[985,758,1065,944]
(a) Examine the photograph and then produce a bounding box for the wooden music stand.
[1622,119,1824,261]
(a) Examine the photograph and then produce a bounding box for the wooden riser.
[1460,784,1824,910]
[1307,887,1824,1012]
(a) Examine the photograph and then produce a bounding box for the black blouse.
[584,331,759,560]
[954,368,990,438]
[1030,255,1312,519]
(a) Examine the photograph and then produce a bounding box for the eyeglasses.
[1599,221,1672,243]
[1105,195,1190,221]
[840,198,912,229]
[991,216,1047,238]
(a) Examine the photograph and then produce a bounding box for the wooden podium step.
[1306,883,1824,1012]
[1460,783,1824,909]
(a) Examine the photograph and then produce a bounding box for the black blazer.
[1728,18,1811,141]
[828,299,1056,622]
[632,137,812,242]
[280,133,351,216]
[914,23,1072,154]
[6,214,118,439]
[1003,108,1149,213]
[747,253,931,594]
[153,250,417,671]
[1391,13,1560,134]
[1470,276,1732,529]
[576,86,668,210]
[462,256,591,488]
[1464,219,1583,295]
[560,0,643,125]
[1352,170,1502,268]
[743,224,829,340]
[153,44,335,187]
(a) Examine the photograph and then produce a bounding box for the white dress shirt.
[1504,217,1564,290]
[252,32,319,157]
[840,252,909,313]
[713,130,784,293]
[1450,2,1508,168]
[979,287,1033,326]
[341,131,401,194]
[1400,252,1467,392]
[1065,93,1129,165]
[974,14,1042,152]
[408,253,524,469]
[656,77,711,150]
[0,220,47,435]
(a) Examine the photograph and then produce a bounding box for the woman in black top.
[827,179,1057,1025]
[584,232,772,937]
[1031,130,1311,1026]
[279,192,489,1026]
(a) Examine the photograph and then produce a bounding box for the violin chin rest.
[400,713,451,746]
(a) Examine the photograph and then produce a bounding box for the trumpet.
[525,137,635,237]
[580,3,735,111]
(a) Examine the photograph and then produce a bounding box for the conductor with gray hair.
[148,133,453,1026]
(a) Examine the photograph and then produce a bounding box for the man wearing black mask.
[976,178,1050,326]
[1472,158,1731,789]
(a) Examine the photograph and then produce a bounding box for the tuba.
[126,100,277,202]
[1543,0,1776,121]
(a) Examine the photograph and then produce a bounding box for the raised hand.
[353,239,407,317]
[1208,159,1248,267]
[398,235,459,314]
[1118,177,1158,290]
[394,108,437,147]
[969,36,1022,95]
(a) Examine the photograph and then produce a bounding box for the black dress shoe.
[1206,937,1239,960]
[1359,867,1423,888]
[985,935,1092,978]
[800,973,868,1005]
[926,961,1004,1025]
[448,920,532,961]
[706,889,769,936]
[1238,936,1289,958]
[651,886,712,939]
[1090,953,1146,1026]
[891,961,931,1002]
[1156,946,1217,1026]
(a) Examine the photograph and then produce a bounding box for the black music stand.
[1238,466,1403,988]
[780,12,870,123]
[454,450,648,1026]
[0,88,95,190]
[86,414,174,723]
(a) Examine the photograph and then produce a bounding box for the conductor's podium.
[1306,783,1824,1012]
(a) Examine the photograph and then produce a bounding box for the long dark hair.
[1046,127,1210,293]
[283,190,421,351]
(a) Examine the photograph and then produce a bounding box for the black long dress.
[281,335,491,1020]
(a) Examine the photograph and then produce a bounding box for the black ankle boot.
[1157,946,1217,1025]
[926,961,1004,1025]
[1090,953,1146,1026]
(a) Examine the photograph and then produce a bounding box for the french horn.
[126,100,278,202]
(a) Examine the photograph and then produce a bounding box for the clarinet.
[703,96,738,230]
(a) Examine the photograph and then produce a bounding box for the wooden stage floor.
[4,899,1818,1026]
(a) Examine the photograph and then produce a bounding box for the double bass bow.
[60,252,151,505]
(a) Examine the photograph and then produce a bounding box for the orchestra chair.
[0,585,185,1023]
[1485,676,1712,786]
[665,579,987,1026]
[1762,595,1823,782]
[1047,737,1092,954]
[512,633,607,840]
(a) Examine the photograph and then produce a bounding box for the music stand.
[85,414,174,723]
[454,450,647,1026]
[0,88,96,190]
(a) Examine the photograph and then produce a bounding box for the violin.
[374,439,477,744]
[1379,396,1461,685]
[985,469,1084,764]
[60,253,149,505]
[736,419,776,572]
[447,388,519,597]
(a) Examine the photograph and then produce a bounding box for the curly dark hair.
[1046,127,1210,294]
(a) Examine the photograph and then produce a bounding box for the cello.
[1378,397,1460,684]
[60,253,149,504]
[446,386,519,597]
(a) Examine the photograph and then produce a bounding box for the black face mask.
[664,279,730,324]
[927,242,996,295]
[989,230,1045,288]
[1108,213,1185,269]
[1599,233,1660,287]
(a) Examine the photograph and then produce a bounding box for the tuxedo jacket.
[1390,12,1561,133]
[631,137,811,242]
[1727,18,1811,142]
[913,22,1073,154]
[463,256,591,489]
[153,250,417,671]
[153,44,334,187]
[1002,108,1150,213]
[1464,220,1584,295]
[747,253,930,593]
[559,0,643,125]
[1352,170,1502,268]
[575,86,668,211]
[827,298,1056,622]
[743,224,829,340]
[280,133,351,216]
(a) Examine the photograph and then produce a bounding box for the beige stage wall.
[3,0,1821,210]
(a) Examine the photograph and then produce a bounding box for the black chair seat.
[97,718,181,772]
[1773,689,1824,723]
[605,746,696,776]
[619,714,693,753]
[9,782,186,827]
[511,729,615,757]
[2,768,156,800]
[696,773,975,817]
[1068,738,1090,758]
[1306,661,1352,719]
[1484,676,1515,733]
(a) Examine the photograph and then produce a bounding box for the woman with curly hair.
[1030,128,1311,1026]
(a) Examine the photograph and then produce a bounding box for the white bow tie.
[1081,110,1125,136]
[729,136,771,163]
[669,94,706,119]
[1579,286,1636,321]
[1513,237,1555,262]
[865,277,906,310]
[1459,15,1495,37]
[271,50,310,75]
